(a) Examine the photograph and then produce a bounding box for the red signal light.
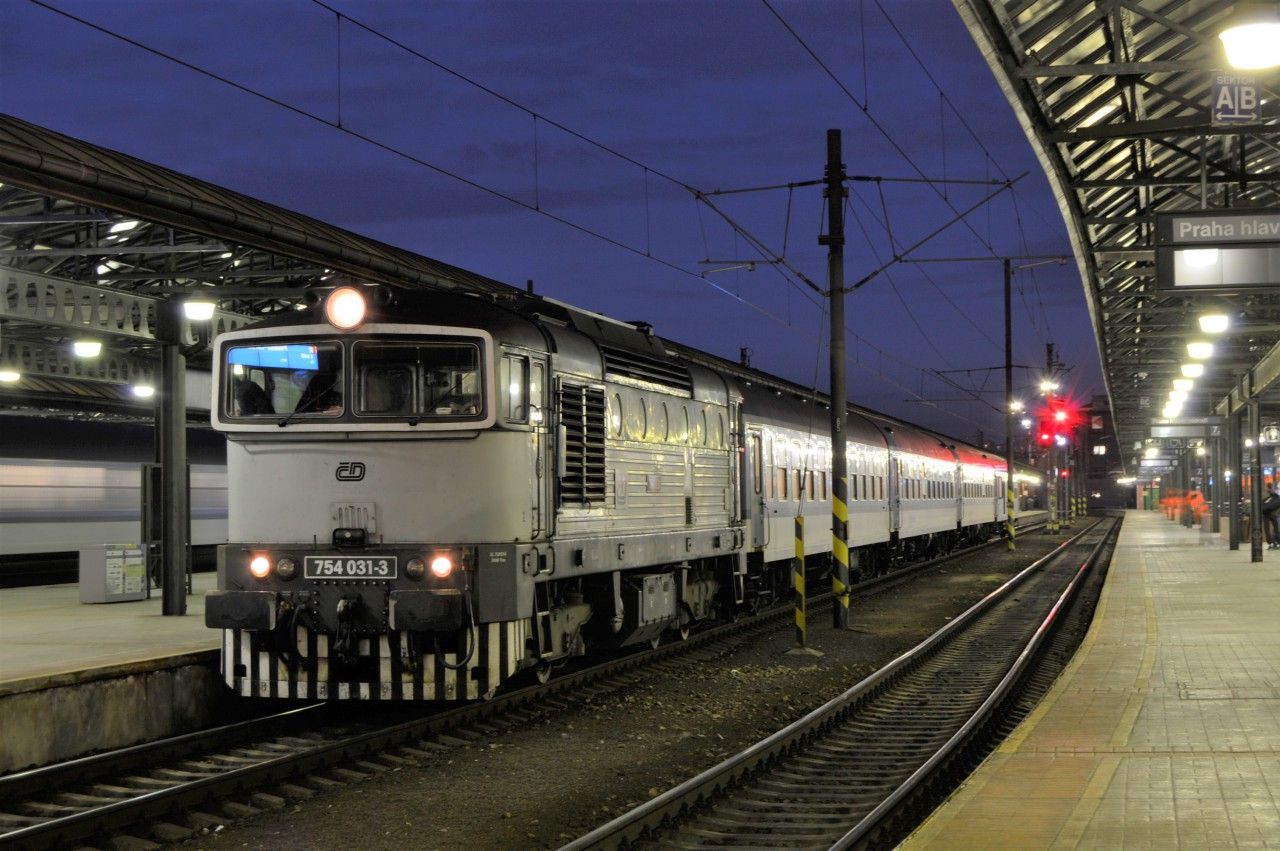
[1061,470,1070,478]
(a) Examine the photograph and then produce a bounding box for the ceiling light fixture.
[1198,313,1229,334]
[1187,341,1214,359]
[1173,378,1194,392]
[1220,1,1280,69]
[1181,363,1205,378]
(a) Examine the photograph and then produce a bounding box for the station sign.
[1156,209,1280,292]
[1212,73,1260,125]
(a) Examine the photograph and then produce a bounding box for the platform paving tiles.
[0,572,219,687]
[903,511,1280,849]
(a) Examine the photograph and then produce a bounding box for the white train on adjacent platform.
[206,286,1012,700]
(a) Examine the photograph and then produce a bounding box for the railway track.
[0,519,1051,849]
[562,516,1117,850]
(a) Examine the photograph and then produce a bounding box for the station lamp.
[1219,1,1280,69]
[1173,378,1194,392]
[73,340,102,358]
[1009,399,1024,413]
[1181,363,1205,378]
[1198,313,1230,334]
[183,299,216,321]
[1187,341,1214,359]
[132,384,156,399]
[0,367,18,383]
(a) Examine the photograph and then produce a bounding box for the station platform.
[905,510,1280,849]
[0,573,230,772]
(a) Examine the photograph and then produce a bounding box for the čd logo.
[335,461,366,481]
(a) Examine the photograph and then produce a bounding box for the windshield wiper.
[277,376,341,428]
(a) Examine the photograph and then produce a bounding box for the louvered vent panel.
[558,383,607,506]
[601,346,691,394]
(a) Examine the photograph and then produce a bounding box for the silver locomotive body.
[206,288,1011,700]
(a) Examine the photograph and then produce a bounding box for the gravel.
[184,532,1064,850]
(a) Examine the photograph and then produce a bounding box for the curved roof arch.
[954,0,1280,471]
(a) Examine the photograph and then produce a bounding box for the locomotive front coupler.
[332,594,363,666]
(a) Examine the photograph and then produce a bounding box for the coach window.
[751,433,762,494]
[777,465,789,500]
[678,407,690,445]
[657,402,670,442]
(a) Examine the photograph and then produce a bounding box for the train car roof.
[738,383,887,447]
[862,413,956,462]
[954,444,1005,470]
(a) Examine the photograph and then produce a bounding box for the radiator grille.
[558,383,606,506]
[602,346,692,394]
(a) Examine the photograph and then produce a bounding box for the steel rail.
[830,517,1119,849]
[560,518,1102,851]
[0,518,1048,849]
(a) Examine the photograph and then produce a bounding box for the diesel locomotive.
[205,285,1010,700]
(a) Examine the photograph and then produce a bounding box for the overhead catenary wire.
[760,0,1003,261]
[27,0,996,434]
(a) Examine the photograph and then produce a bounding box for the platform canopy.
[955,0,1280,472]
[0,113,516,420]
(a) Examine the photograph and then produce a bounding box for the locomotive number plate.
[304,555,398,579]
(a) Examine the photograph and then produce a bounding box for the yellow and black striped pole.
[788,512,824,657]
[832,478,850,629]
[794,515,806,647]
[823,129,851,632]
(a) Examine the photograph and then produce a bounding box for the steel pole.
[1003,258,1015,550]
[1250,398,1264,562]
[158,300,189,615]
[823,129,850,630]
[1229,409,1241,550]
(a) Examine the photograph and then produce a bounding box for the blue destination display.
[228,344,319,370]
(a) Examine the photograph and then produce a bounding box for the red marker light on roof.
[325,286,367,330]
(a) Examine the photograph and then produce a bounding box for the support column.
[1250,398,1264,562]
[1211,436,1222,534]
[158,300,189,615]
[1229,409,1242,550]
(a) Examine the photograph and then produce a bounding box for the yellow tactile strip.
[903,512,1280,850]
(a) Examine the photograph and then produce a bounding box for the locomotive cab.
[206,287,551,699]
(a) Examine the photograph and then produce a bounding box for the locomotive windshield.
[353,340,483,419]
[225,342,343,419]
[222,337,487,425]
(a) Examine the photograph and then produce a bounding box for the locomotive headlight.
[429,555,454,579]
[406,557,426,580]
[325,286,367,330]
[276,558,297,580]
[249,554,272,580]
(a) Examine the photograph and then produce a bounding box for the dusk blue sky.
[0,0,1103,443]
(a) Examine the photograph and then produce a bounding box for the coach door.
[747,430,766,548]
